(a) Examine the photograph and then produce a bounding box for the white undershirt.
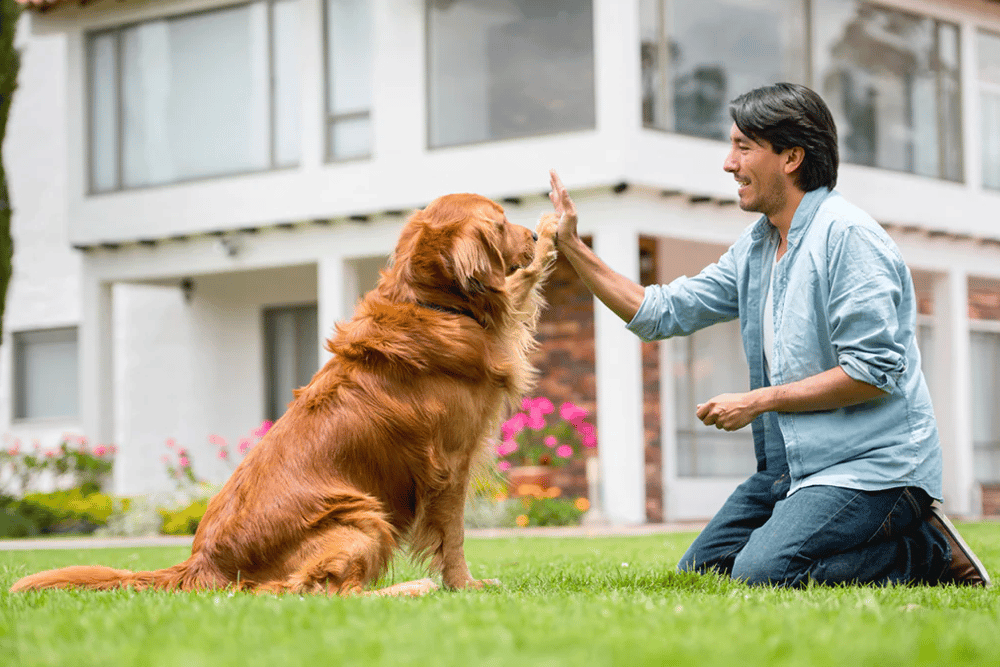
[763,248,778,378]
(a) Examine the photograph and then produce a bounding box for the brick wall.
[530,237,663,522]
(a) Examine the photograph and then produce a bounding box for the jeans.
[678,470,951,587]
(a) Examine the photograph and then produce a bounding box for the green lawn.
[2,525,999,667]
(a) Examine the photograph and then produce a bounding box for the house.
[4,0,1000,524]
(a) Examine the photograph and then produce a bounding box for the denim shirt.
[627,188,942,500]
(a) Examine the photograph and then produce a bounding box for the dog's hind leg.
[281,522,395,596]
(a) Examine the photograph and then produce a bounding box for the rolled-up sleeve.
[626,245,740,342]
[827,226,907,394]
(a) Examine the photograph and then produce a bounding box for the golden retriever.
[11,194,558,597]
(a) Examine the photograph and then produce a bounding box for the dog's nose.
[532,232,538,241]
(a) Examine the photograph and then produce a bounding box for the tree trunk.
[0,0,22,342]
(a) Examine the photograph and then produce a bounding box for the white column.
[317,255,355,362]
[931,269,976,516]
[80,276,115,486]
[592,226,646,524]
[659,337,679,521]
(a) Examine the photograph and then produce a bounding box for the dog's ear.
[449,224,506,295]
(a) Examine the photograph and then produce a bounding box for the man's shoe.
[926,503,991,587]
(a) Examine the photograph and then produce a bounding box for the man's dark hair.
[729,83,839,191]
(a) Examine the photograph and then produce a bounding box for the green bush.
[0,489,125,537]
[158,498,209,535]
[505,496,586,527]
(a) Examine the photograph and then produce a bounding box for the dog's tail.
[10,559,219,593]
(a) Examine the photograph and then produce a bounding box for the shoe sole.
[930,503,992,587]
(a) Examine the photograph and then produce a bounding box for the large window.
[427,0,595,148]
[88,0,300,192]
[674,320,755,478]
[814,1,962,181]
[640,0,806,141]
[13,328,79,421]
[979,31,1000,191]
[264,305,318,421]
[640,0,964,182]
[325,0,373,161]
[971,329,1000,483]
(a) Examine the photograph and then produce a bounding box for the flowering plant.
[495,397,597,470]
[161,420,272,487]
[1,435,116,496]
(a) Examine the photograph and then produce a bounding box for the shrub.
[0,489,123,537]
[506,495,589,528]
[496,397,597,470]
[158,498,209,536]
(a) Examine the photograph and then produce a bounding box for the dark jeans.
[678,470,951,587]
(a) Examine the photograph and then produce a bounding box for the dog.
[11,194,558,597]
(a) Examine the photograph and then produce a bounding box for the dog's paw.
[535,213,559,242]
[368,578,439,597]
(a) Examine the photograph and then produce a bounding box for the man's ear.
[783,146,805,176]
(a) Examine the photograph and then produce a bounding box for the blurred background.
[1,0,999,533]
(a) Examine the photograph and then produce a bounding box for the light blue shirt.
[627,188,943,500]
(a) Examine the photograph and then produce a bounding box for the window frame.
[262,303,319,422]
[978,28,1000,192]
[12,327,80,423]
[322,0,374,163]
[85,0,300,195]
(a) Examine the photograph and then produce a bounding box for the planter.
[506,465,553,497]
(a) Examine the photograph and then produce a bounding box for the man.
[548,83,989,587]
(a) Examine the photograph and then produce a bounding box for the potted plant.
[496,397,597,496]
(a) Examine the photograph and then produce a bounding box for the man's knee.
[731,551,796,587]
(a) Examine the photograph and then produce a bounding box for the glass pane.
[813,1,963,180]
[88,32,118,192]
[971,331,1000,482]
[640,0,806,140]
[121,3,270,187]
[674,320,756,478]
[326,0,373,116]
[273,0,302,167]
[14,329,79,421]
[428,0,596,148]
[329,115,371,160]
[982,93,1000,191]
[265,306,318,420]
[978,30,1000,85]
[979,31,1000,191]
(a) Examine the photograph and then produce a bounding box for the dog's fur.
[11,194,558,596]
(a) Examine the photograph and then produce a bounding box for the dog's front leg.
[435,484,498,591]
[505,214,559,312]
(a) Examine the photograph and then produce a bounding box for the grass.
[2,525,999,667]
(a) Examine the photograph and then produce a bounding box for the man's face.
[723,123,792,218]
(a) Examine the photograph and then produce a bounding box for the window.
[814,1,962,181]
[325,0,373,160]
[13,328,79,421]
[640,0,807,141]
[264,305,318,421]
[640,1,965,182]
[427,0,595,148]
[674,320,755,477]
[88,0,300,192]
[971,329,1000,483]
[979,30,1000,191]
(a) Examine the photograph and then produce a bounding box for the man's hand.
[696,392,761,431]
[548,169,578,246]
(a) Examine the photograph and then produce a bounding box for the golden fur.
[11,194,558,596]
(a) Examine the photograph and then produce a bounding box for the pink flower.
[534,397,555,415]
[45,450,57,458]
[218,449,229,460]
[238,439,252,455]
[496,439,518,457]
[583,434,597,448]
[544,435,558,448]
[526,411,546,431]
[556,445,574,458]
[179,456,190,468]
[94,445,107,457]
[109,445,118,454]
[253,421,273,438]
[502,413,528,440]
[165,438,177,449]
[208,434,227,447]
[497,461,511,472]
[161,455,170,464]
[560,402,588,422]
[7,445,18,456]
[177,448,187,456]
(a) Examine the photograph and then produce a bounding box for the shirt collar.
[750,187,833,243]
